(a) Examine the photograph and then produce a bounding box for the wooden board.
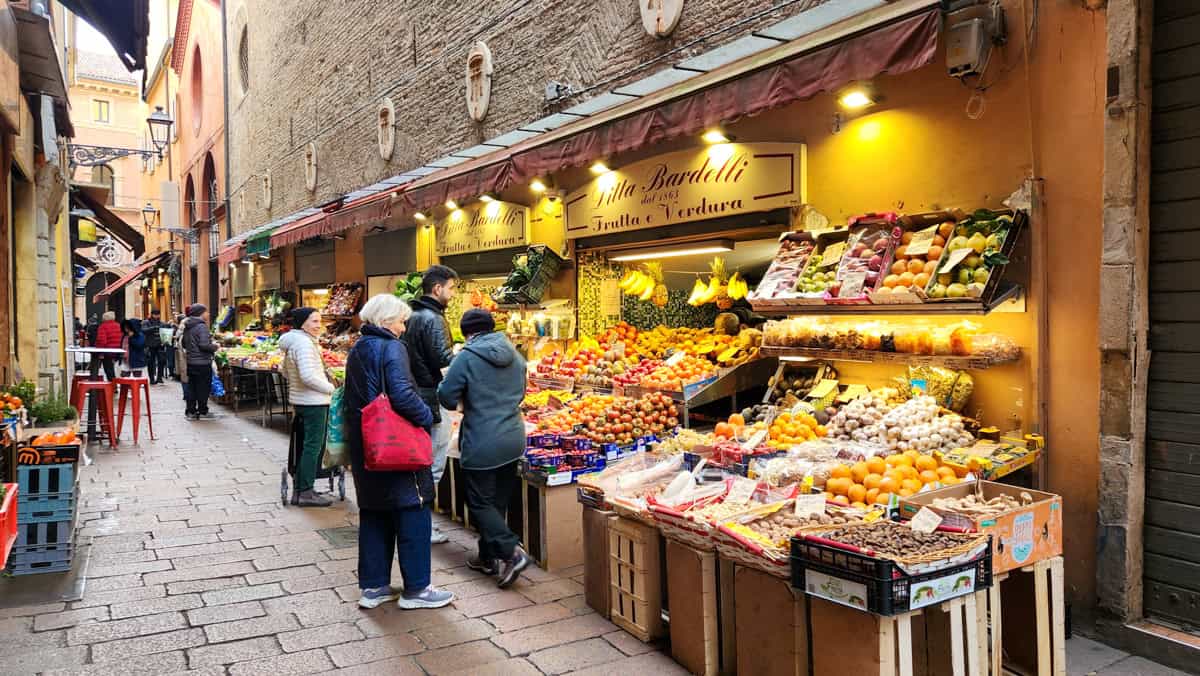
[1150,322,1200,351]
[1145,553,1200,593]
[540,482,583,571]
[1144,578,1200,628]
[1145,498,1200,535]
[1146,439,1200,472]
[1146,468,1200,505]
[1150,352,1200,382]
[1150,261,1200,292]
[1150,292,1200,321]
[1149,199,1200,232]
[1147,410,1200,446]
[666,540,719,676]
[582,507,613,618]
[1145,526,1200,564]
[733,565,807,676]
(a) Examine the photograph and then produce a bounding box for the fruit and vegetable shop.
[208,1,1129,673]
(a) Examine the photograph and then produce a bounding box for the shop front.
[207,0,1123,670]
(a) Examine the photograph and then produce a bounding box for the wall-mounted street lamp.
[68,106,176,168]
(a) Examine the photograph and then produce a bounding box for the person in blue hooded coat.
[438,309,532,588]
[342,294,453,612]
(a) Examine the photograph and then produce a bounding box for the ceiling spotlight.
[589,161,611,176]
[479,192,496,203]
[701,129,732,144]
[837,82,877,110]
[530,178,548,193]
[413,211,427,221]
[444,199,458,210]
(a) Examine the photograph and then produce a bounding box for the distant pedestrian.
[93,310,122,380]
[279,307,335,507]
[404,264,459,545]
[142,309,166,384]
[122,318,146,377]
[180,304,218,419]
[437,309,532,587]
[344,294,453,611]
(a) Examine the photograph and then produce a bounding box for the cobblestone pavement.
[0,387,686,676]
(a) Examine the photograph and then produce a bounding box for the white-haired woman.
[93,310,123,380]
[342,294,453,610]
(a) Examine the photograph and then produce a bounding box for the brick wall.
[226,0,828,236]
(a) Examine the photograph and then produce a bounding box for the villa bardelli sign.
[435,200,529,256]
[564,143,806,239]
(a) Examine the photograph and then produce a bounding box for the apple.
[928,284,947,299]
[868,255,883,271]
[946,283,968,298]
[973,267,990,284]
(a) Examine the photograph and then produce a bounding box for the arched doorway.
[201,153,218,312]
[84,271,124,323]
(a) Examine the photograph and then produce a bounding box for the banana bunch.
[726,272,749,300]
[688,256,741,307]
[619,269,655,299]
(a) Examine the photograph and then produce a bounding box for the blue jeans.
[358,506,432,592]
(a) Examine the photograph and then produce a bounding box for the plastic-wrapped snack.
[908,365,963,409]
[754,456,815,488]
[971,333,1020,361]
[949,371,974,411]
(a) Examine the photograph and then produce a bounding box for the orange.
[863,473,883,490]
[822,491,836,500]
[728,413,745,427]
[851,501,868,510]
[874,492,893,506]
[901,466,920,481]
[830,465,851,480]
[936,466,957,480]
[827,477,851,496]
[878,477,899,494]
[866,456,887,475]
[941,476,960,486]
[907,259,925,275]
[847,484,868,504]
[891,260,908,275]
[832,495,850,506]
[865,488,880,505]
[885,454,906,467]
[923,259,938,275]
[850,462,869,483]
[903,449,922,463]
[900,478,922,494]
[814,425,827,437]
[897,488,916,498]
[915,455,939,472]
[919,470,940,485]
[952,464,969,478]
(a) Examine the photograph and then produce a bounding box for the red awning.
[398,8,939,215]
[217,243,244,266]
[92,252,170,303]
[269,195,395,249]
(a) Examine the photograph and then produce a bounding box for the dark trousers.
[186,363,212,414]
[463,462,521,562]
[92,355,116,381]
[164,346,177,378]
[292,405,328,492]
[145,347,165,383]
[357,506,432,592]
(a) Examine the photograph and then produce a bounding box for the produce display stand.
[609,514,666,641]
[751,281,1023,317]
[581,501,615,619]
[666,539,722,676]
[733,564,807,676]
[517,467,585,572]
[622,356,779,427]
[760,346,1019,371]
[987,556,1067,676]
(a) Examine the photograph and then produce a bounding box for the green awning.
[245,229,275,256]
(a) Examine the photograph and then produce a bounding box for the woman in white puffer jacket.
[279,307,335,507]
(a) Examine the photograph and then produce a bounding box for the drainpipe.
[220,0,232,241]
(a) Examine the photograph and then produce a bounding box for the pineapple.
[709,257,733,310]
[644,262,668,307]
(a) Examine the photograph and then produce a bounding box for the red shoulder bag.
[360,346,432,472]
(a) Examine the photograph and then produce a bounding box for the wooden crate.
[734,564,808,676]
[532,481,583,572]
[992,556,1066,676]
[609,515,665,642]
[667,540,720,675]
[582,506,614,619]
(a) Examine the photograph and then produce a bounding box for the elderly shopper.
[343,294,453,610]
[180,304,218,420]
[437,309,532,587]
[93,310,123,380]
[279,307,336,507]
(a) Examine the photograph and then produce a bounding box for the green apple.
[947,283,968,299]
[973,267,990,284]
[957,268,973,285]
[937,273,953,286]
[928,284,947,299]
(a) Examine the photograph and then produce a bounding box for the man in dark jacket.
[181,304,219,419]
[404,264,458,544]
[438,309,532,588]
[142,309,165,384]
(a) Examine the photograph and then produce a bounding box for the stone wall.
[225,0,829,235]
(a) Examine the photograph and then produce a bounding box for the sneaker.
[185,412,198,420]
[430,527,449,545]
[294,490,333,507]
[397,586,454,610]
[197,411,215,419]
[497,546,532,589]
[466,555,499,576]
[357,586,400,609]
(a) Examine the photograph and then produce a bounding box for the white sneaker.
[397,586,454,609]
[430,528,449,544]
[357,586,400,609]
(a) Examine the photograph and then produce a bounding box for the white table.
[67,346,125,443]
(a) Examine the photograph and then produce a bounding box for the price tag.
[904,226,938,257]
[938,247,973,274]
[741,428,767,451]
[820,241,847,267]
[863,509,885,522]
[839,270,868,297]
[836,384,870,403]
[910,506,944,533]
[725,477,757,506]
[794,493,826,518]
[664,351,687,367]
[546,471,573,487]
[807,379,838,400]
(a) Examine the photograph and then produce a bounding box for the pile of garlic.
[827,395,973,454]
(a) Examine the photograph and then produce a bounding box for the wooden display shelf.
[751,281,1023,316]
[760,345,1020,370]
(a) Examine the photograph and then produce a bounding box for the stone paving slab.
[1,389,1191,676]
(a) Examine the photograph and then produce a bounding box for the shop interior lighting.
[312,288,329,295]
[589,161,611,175]
[609,239,734,262]
[413,211,427,221]
[837,82,877,110]
[444,199,458,210]
[529,178,548,193]
[701,129,732,144]
[479,192,496,203]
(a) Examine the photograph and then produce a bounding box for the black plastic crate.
[790,533,992,616]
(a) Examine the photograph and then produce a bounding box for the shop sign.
[564,143,805,239]
[435,200,528,256]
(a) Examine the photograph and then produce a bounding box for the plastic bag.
[210,369,225,397]
[323,386,348,469]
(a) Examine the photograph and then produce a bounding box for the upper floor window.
[92,99,110,123]
[237,27,249,93]
[92,165,115,205]
[191,46,203,136]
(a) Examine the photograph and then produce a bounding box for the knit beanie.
[187,304,207,317]
[291,307,317,328]
[460,309,495,337]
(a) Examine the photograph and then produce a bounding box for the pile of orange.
[767,411,826,449]
[30,429,78,446]
[0,392,22,413]
[822,450,965,509]
[641,355,715,390]
[598,321,639,347]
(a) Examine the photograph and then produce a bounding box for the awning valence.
[92,251,170,303]
[244,229,274,256]
[57,0,150,76]
[269,196,394,249]
[217,244,244,267]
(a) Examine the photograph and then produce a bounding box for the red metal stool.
[115,376,154,444]
[74,380,117,448]
[70,373,97,412]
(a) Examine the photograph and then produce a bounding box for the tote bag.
[323,386,349,469]
[361,350,432,472]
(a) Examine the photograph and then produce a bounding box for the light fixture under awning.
[609,239,735,262]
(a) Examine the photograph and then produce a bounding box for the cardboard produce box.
[898,481,1061,574]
